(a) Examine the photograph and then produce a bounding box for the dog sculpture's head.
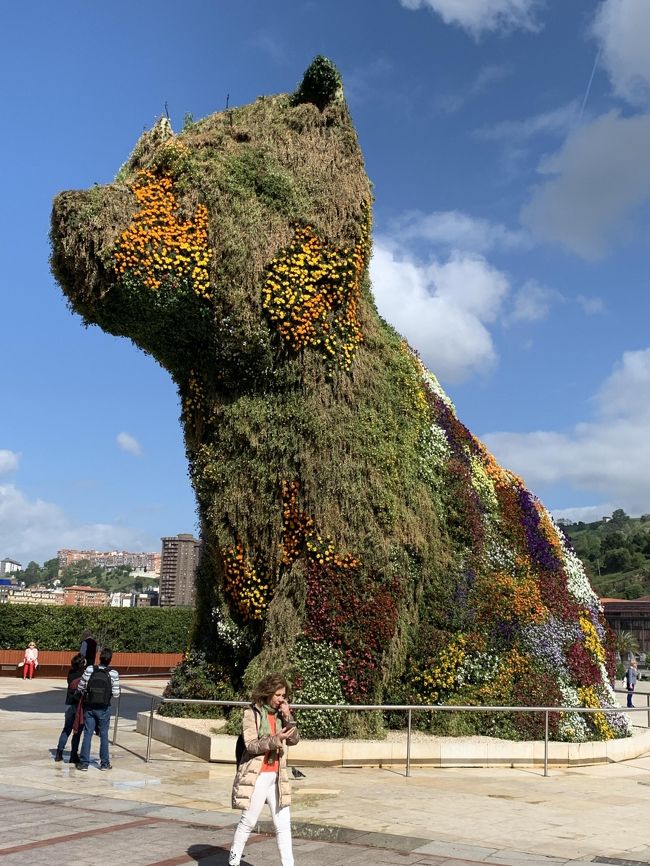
[51,57,373,393]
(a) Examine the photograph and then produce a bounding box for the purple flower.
[524,617,579,672]
[517,488,561,572]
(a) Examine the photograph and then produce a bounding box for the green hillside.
[561,510,650,599]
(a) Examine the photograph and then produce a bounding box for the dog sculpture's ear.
[292,56,343,111]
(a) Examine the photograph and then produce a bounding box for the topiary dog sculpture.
[51,58,627,741]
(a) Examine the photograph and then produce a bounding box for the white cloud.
[507,279,563,324]
[476,101,579,143]
[521,111,650,258]
[483,348,650,514]
[592,0,650,105]
[392,210,529,253]
[399,0,542,38]
[437,63,511,113]
[0,450,20,475]
[553,503,617,524]
[576,294,605,315]
[0,482,150,566]
[116,432,142,457]
[371,242,509,383]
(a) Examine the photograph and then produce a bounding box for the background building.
[57,549,161,574]
[160,534,200,607]
[63,585,109,607]
[0,558,22,575]
[3,586,65,606]
[109,589,158,607]
[602,597,650,654]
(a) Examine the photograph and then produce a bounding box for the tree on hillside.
[611,509,630,526]
[60,560,93,586]
[21,561,44,586]
[43,558,59,581]
[602,531,625,553]
[602,548,631,573]
[616,630,639,660]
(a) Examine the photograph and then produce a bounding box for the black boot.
[55,749,64,762]
[69,753,80,764]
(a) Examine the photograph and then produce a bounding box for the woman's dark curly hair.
[251,673,290,706]
[70,653,86,671]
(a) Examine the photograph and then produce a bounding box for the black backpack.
[85,667,113,706]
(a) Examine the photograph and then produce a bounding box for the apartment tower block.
[160,534,201,606]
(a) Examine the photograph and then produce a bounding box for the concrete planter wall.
[136,711,650,769]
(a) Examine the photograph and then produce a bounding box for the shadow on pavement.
[0,686,66,714]
[0,681,164,721]
[187,844,233,863]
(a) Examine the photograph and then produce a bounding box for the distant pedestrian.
[229,673,299,866]
[80,630,97,666]
[625,658,638,709]
[54,653,86,763]
[75,647,120,771]
[20,641,39,679]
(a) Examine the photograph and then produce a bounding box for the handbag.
[72,699,85,734]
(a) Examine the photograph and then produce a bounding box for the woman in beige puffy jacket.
[229,673,300,866]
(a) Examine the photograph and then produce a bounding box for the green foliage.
[563,512,650,598]
[615,630,639,657]
[292,56,342,111]
[58,562,136,591]
[0,605,193,652]
[224,148,301,218]
[12,558,59,587]
[159,650,236,718]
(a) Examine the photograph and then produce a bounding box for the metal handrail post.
[145,697,156,763]
[406,709,412,778]
[112,694,121,745]
[544,710,549,777]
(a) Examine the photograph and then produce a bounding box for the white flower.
[414,352,456,412]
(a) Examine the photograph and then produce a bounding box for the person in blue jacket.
[625,658,638,708]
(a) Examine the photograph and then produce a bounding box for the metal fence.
[114,692,649,778]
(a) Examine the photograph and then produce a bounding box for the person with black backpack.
[54,653,86,764]
[75,646,120,771]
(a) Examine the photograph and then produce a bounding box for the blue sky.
[2,0,650,566]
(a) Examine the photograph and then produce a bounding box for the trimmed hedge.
[0,605,194,653]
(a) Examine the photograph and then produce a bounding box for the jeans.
[230,771,293,866]
[57,704,82,756]
[79,705,111,767]
[627,687,634,708]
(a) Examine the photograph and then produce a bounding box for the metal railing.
[136,696,646,777]
[109,671,176,748]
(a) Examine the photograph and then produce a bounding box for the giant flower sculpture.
[50,58,628,741]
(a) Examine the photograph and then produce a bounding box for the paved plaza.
[3,677,650,866]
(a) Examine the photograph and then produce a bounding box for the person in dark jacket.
[79,630,97,666]
[625,658,638,708]
[75,647,121,771]
[54,653,86,763]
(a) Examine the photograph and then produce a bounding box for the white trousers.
[230,771,294,866]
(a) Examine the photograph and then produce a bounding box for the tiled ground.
[2,678,650,865]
